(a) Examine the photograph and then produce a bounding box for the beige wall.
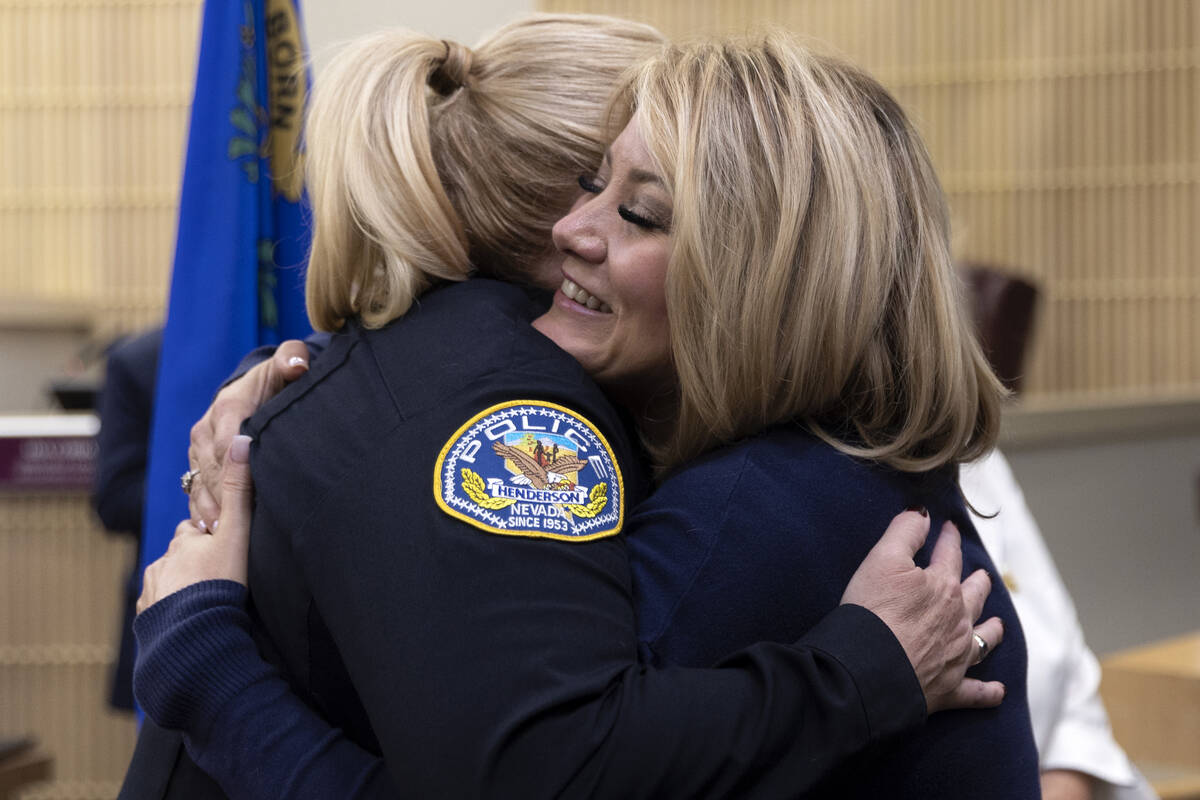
[0,7,538,799]
[0,0,536,416]
[304,0,534,72]
[540,0,1200,407]
[1007,430,1200,657]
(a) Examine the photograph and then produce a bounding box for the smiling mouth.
[561,278,612,313]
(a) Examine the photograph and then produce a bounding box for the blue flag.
[141,0,312,583]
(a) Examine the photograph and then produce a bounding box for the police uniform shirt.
[121,279,926,799]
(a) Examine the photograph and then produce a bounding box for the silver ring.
[180,469,199,495]
[973,632,990,662]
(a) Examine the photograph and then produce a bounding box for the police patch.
[434,400,625,542]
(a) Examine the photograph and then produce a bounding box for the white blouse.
[961,450,1157,800]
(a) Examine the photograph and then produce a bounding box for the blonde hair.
[616,33,1006,472]
[304,14,664,331]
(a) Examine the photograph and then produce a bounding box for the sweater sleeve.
[133,580,921,799]
[133,582,394,800]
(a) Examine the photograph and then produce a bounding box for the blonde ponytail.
[305,32,470,331]
[304,16,665,332]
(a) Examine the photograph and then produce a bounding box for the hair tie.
[430,39,474,96]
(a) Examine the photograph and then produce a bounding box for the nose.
[552,198,606,264]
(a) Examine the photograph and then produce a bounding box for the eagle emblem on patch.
[434,400,625,542]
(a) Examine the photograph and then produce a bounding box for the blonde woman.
[128,21,1008,800]
[541,34,1042,796]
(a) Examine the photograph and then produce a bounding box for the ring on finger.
[973,632,990,662]
[180,469,200,494]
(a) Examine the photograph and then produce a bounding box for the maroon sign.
[0,436,96,490]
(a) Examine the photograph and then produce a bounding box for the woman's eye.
[618,205,665,231]
[578,174,603,194]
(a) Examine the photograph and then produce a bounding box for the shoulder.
[655,426,885,504]
[407,279,544,336]
[641,426,964,572]
[364,279,535,354]
[628,430,897,663]
[105,327,162,395]
[364,280,593,402]
[109,327,162,367]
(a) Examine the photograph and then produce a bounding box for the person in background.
[92,327,162,711]
[962,450,1158,800]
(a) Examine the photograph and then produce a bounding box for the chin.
[532,311,596,370]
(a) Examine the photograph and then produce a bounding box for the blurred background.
[0,0,1197,797]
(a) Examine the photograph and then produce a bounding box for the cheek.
[639,249,671,320]
[627,248,672,364]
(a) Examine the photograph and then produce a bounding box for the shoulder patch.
[434,400,625,542]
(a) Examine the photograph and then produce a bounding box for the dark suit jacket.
[94,327,161,710]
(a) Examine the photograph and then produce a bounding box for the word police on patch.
[434,400,625,542]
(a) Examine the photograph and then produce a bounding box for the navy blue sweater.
[627,427,1041,797]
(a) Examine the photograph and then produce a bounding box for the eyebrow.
[629,168,666,188]
[602,148,666,189]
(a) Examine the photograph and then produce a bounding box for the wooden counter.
[0,414,136,799]
[1103,632,1200,799]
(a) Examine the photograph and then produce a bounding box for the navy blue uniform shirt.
[628,426,1042,798]
[123,280,927,799]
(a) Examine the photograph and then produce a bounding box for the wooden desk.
[0,749,53,800]
[1139,768,1200,800]
[1102,632,1200,798]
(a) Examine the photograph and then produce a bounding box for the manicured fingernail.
[230,435,252,464]
[197,519,207,532]
[288,356,308,368]
[905,505,928,517]
[211,519,220,532]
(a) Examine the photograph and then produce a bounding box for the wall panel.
[0,0,200,338]
[0,492,136,800]
[540,0,1200,403]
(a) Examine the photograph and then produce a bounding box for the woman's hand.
[187,340,309,527]
[139,435,255,613]
[841,509,1006,714]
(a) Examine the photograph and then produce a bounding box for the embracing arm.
[187,337,325,526]
[139,414,999,798]
[137,437,393,800]
[279,384,1000,797]
[135,583,392,800]
[134,581,914,800]
[138,455,997,798]
[137,525,923,799]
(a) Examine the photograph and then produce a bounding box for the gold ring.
[180,469,199,495]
